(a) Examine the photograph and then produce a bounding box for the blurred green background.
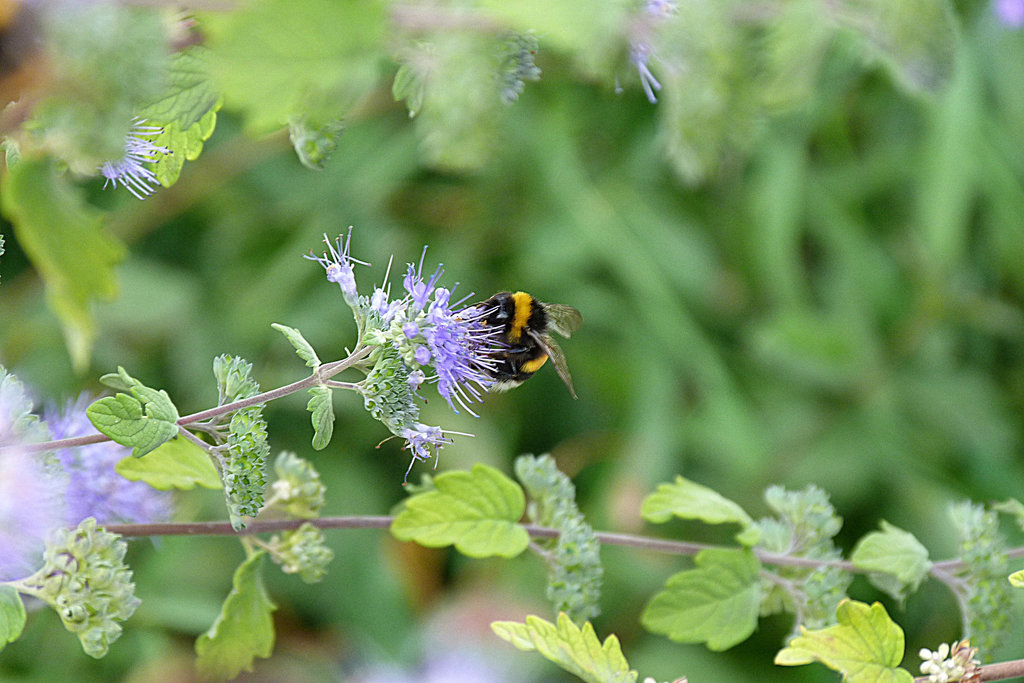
[3,2,1024,681]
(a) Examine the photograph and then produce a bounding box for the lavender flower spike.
[46,394,173,527]
[99,118,171,200]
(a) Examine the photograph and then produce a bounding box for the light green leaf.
[641,476,756,544]
[1009,570,1024,588]
[195,553,276,681]
[306,386,333,451]
[0,586,26,652]
[491,613,637,683]
[1,159,123,369]
[87,367,180,457]
[642,548,761,651]
[288,117,344,170]
[203,0,384,132]
[851,521,931,601]
[115,436,221,490]
[87,394,178,458]
[150,109,219,188]
[137,47,221,129]
[775,599,912,682]
[390,463,529,558]
[272,323,320,368]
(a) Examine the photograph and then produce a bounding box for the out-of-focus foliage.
[2,0,1024,680]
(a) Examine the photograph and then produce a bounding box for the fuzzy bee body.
[477,291,582,398]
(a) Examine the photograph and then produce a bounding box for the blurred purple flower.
[996,0,1024,26]
[46,394,173,527]
[0,447,65,581]
[99,118,170,200]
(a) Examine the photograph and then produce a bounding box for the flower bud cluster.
[20,518,140,658]
[267,522,333,584]
[270,451,326,519]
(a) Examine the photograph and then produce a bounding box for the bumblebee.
[477,291,582,398]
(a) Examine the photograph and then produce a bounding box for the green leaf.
[149,109,219,188]
[271,323,321,368]
[1009,570,1024,588]
[390,463,529,558]
[775,599,913,683]
[491,613,637,683]
[203,0,384,132]
[641,548,761,651]
[115,436,222,490]
[641,476,757,544]
[87,367,180,457]
[851,521,931,601]
[1,159,123,369]
[137,47,221,129]
[195,553,276,681]
[0,586,26,652]
[87,394,178,458]
[306,386,333,451]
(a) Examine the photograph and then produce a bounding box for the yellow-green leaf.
[775,599,913,682]
[492,613,637,683]
[195,553,276,681]
[115,436,221,490]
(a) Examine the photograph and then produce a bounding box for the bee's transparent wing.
[531,331,577,399]
[543,303,582,339]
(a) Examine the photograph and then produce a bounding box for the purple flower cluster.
[46,394,173,527]
[308,232,504,473]
[0,448,64,581]
[99,118,170,200]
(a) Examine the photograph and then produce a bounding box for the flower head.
[310,232,506,477]
[305,228,367,305]
[45,394,173,527]
[99,118,170,200]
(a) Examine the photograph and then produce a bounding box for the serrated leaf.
[1009,570,1024,588]
[642,548,761,651]
[306,386,333,451]
[137,47,221,129]
[0,586,26,652]
[851,521,931,600]
[272,323,320,368]
[150,109,219,187]
[87,394,178,458]
[195,553,276,681]
[1,159,123,369]
[390,463,529,558]
[203,0,384,132]
[491,613,637,683]
[115,436,221,490]
[98,369,134,392]
[775,600,912,682]
[642,476,754,527]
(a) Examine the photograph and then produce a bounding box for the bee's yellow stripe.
[509,291,534,342]
[521,355,548,373]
